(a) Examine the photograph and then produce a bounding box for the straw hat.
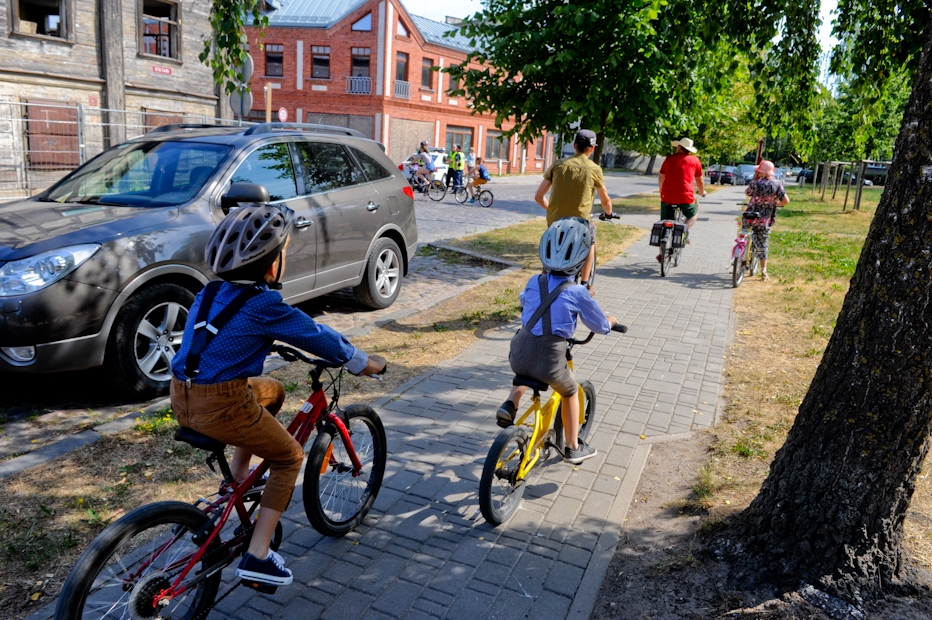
[671,137,697,153]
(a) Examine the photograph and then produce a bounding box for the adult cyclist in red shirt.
[658,137,705,260]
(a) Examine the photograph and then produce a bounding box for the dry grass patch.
[689,185,932,571]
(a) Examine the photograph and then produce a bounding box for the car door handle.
[295,217,313,229]
[366,201,380,212]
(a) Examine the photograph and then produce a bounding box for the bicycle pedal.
[240,579,278,594]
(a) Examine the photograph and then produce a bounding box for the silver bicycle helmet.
[539,217,592,276]
[205,203,295,283]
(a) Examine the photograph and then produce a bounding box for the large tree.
[733,14,932,601]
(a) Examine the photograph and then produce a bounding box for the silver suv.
[0,123,417,397]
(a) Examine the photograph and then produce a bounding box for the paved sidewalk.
[26,185,747,620]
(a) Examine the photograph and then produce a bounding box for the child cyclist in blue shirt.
[170,203,386,587]
[496,218,617,464]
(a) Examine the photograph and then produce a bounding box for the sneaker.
[761,271,770,281]
[220,466,268,495]
[564,440,597,464]
[469,198,476,203]
[496,400,517,428]
[236,550,293,586]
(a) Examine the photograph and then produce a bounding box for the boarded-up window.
[25,99,79,169]
[144,109,184,131]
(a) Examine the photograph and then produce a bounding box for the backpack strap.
[184,282,263,380]
[525,274,572,337]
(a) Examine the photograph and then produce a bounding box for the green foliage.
[199,0,268,94]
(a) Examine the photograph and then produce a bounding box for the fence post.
[812,162,819,194]
[77,104,87,164]
[820,162,831,201]
[853,160,867,211]
[843,161,855,210]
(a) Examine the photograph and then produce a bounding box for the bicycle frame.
[156,357,363,603]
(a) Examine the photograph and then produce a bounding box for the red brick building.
[244,0,553,173]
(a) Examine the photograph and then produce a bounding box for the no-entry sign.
[278,107,288,122]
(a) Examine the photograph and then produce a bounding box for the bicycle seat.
[512,375,550,392]
[175,427,226,453]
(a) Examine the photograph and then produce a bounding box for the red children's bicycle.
[55,344,387,619]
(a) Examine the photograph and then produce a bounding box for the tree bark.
[733,21,932,602]
[645,154,657,175]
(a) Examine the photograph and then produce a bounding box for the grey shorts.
[508,327,578,397]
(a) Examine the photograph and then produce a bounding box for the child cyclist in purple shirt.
[170,203,385,587]
[496,218,617,464]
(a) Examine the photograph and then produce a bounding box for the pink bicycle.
[731,210,764,287]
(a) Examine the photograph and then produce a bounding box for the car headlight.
[0,244,100,297]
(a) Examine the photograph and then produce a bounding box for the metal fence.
[0,101,239,200]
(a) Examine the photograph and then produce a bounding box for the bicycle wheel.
[427,180,446,201]
[479,425,529,525]
[478,190,494,207]
[673,246,682,268]
[305,405,387,537]
[454,186,469,203]
[56,501,221,620]
[732,242,749,287]
[749,242,760,276]
[553,380,597,454]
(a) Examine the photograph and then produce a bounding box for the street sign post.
[229,54,254,120]
[755,138,765,164]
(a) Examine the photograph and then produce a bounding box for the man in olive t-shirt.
[535,129,613,288]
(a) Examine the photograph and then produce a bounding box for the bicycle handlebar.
[270,344,388,378]
[567,325,628,346]
[611,323,628,333]
[598,212,621,221]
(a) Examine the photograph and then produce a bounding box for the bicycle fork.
[732,231,748,261]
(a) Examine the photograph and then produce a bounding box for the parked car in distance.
[736,164,757,184]
[797,169,814,183]
[0,122,418,397]
[399,149,449,184]
[718,166,744,186]
[708,166,721,184]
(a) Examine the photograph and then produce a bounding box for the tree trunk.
[734,22,932,602]
[644,154,657,175]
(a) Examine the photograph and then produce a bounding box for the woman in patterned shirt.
[744,160,790,280]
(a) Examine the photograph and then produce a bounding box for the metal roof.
[263,0,474,54]
[409,15,472,53]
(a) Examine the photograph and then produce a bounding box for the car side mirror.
[220,183,270,212]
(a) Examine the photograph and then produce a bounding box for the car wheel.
[353,238,402,309]
[104,283,195,398]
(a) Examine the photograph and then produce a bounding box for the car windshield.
[45,141,231,207]
[722,166,738,172]
[737,164,756,174]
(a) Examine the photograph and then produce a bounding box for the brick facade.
[245,0,553,173]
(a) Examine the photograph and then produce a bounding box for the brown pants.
[170,377,303,512]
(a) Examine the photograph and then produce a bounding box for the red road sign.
[278,107,288,122]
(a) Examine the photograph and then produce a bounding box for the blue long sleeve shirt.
[171,281,368,383]
[519,274,611,337]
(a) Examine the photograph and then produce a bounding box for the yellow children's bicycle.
[479,325,626,526]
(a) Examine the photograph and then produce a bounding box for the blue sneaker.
[236,550,293,586]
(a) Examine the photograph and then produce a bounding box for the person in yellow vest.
[450,145,467,189]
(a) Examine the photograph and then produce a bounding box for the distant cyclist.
[414,141,435,189]
[467,156,491,202]
[657,137,705,260]
[534,129,614,290]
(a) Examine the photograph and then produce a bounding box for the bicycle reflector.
[663,221,674,228]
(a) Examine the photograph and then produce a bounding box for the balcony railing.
[393,80,410,99]
[346,76,372,95]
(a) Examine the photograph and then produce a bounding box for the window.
[295,142,359,194]
[485,130,509,160]
[311,46,330,79]
[445,126,472,154]
[230,143,297,202]
[351,13,371,31]
[536,138,544,159]
[351,147,391,182]
[351,48,371,77]
[265,44,284,77]
[397,19,408,37]
[396,52,408,82]
[25,99,78,169]
[12,0,67,39]
[421,58,434,89]
[140,0,179,59]
[448,73,461,95]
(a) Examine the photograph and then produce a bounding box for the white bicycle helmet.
[205,203,295,284]
[539,217,591,276]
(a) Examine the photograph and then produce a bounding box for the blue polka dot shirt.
[171,281,367,383]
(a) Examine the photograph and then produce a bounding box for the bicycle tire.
[749,250,761,277]
[454,186,469,203]
[732,256,744,287]
[673,246,682,268]
[478,190,493,207]
[304,405,387,537]
[553,380,597,454]
[427,180,446,201]
[56,501,220,620]
[479,425,529,525]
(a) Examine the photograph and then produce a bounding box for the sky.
[402,0,840,53]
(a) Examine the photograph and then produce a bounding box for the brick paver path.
[209,185,746,620]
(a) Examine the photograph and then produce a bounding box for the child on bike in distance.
[170,202,386,586]
[496,218,617,464]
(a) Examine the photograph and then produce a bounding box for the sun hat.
[755,160,776,177]
[671,137,697,153]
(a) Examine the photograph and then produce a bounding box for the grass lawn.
[694,185,932,569]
